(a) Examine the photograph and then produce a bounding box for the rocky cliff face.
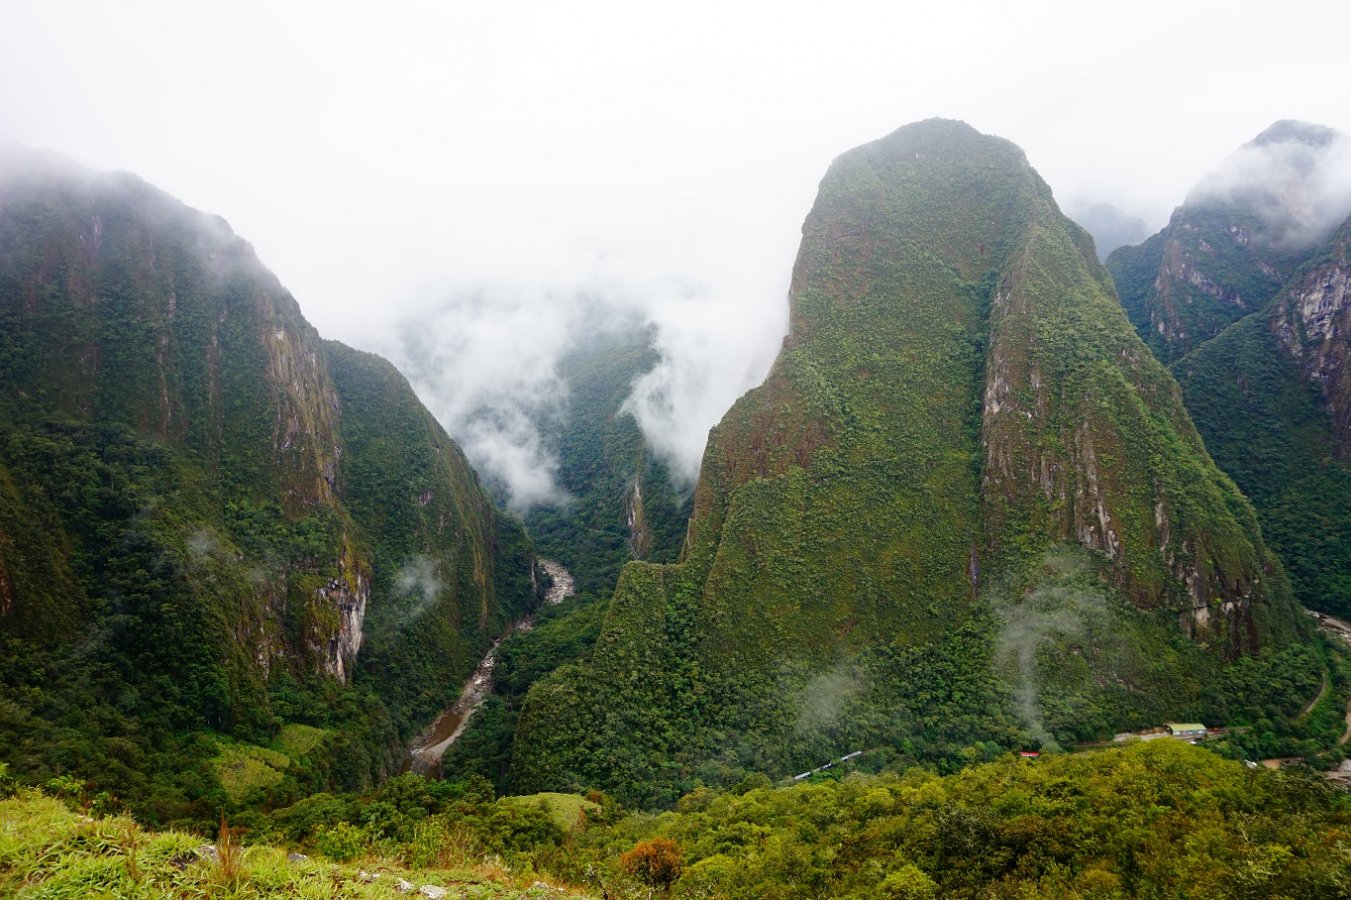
[979,238,1272,649]
[1108,122,1345,365]
[1273,218,1351,459]
[1109,123,1351,619]
[508,121,1305,804]
[1110,208,1294,365]
[316,553,370,682]
[624,473,653,560]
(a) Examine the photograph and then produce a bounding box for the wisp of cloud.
[1188,121,1351,251]
[392,555,445,627]
[993,550,1115,751]
[389,263,786,511]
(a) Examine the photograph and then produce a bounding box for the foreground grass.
[0,792,589,899]
[498,794,600,832]
[6,742,1351,898]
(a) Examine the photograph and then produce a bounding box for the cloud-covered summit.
[1188,120,1351,250]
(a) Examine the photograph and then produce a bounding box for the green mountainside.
[1107,121,1351,617]
[1173,215,1351,615]
[1108,206,1300,367]
[2,120,1346,878]
[6,739,1351,899]
[0,148,537,824]
[323,342,537,737]
[507,120,1310,806]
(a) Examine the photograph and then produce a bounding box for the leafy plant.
[620,837,684,891]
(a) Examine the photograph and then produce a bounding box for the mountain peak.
[1185,119,1350,249]
[1249,119,1342,149]
[1111,118,1351,363]
[509,121,1305,803]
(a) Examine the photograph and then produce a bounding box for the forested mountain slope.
[0,147,537,823]
[508,120,1308,806]
[1108,121,1351,617]
[1173,214,1351,615]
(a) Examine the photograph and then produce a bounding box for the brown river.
[403,559,575,776]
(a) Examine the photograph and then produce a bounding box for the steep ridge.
[1175,214,1351,615]
[322,342,537,732]
[508,120,1306,805]
[0,147,535,817]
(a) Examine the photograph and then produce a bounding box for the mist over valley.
[3,5,1351,898]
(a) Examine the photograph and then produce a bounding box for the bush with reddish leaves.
[619,836,683,891]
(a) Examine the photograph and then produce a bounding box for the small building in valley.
[1165,723,1207,739]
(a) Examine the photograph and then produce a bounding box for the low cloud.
[389,263,786,511]
[1188,121,1351,251]
[1065,200,1149,261]
[394,287,581,511]
[993,551,1113,751]
[793,665,863,737]
[186,528,223,561]
[393,555,444,623]
[623,286,784,488]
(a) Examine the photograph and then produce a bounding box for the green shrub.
[315,821,365,862]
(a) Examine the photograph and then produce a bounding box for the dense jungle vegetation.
[6,741,1350,898]
[0,153,538,829]
[1167,219,1351,619]
[4,122,1351,898]
[503,119,1313,807]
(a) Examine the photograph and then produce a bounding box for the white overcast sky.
[3,0,1349,503]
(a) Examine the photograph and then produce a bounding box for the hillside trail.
[403,559,575,776]
[1297,671,1329,722]
[1306,610,1351,743]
